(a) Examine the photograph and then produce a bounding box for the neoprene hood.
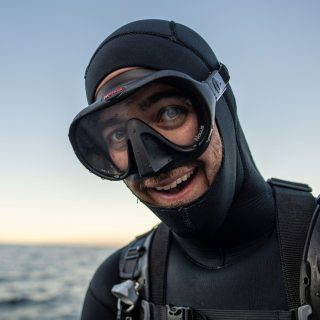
[84,19,276,268]
[85,20,220,104]
[79,21,319,319]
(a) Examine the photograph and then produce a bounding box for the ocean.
[0,244,116,320]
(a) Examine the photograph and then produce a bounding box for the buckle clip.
[204,64,229,102]
[141,300,150,320]
[125,246,145,260]
[166,305,192,320]
[297,305,312,320]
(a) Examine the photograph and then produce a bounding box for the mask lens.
[74,83,202,179]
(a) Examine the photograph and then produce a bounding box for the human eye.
[160,107,182,121]
[107,128,126,151]
[158,106,187,128]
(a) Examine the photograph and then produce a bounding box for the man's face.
[97,68,223,208]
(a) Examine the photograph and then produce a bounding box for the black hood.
[85,19,220,104]
[85,19,276,267]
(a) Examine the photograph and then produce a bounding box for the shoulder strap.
[268,178,316,310]
[119,228,156,301]
[149,222,172,305]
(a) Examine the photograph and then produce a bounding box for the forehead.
[97,82,191,124]
[104,81,189,112]
[124,82,179,104]
[95,67,141,98]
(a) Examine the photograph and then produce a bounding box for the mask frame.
[69,65,229,182]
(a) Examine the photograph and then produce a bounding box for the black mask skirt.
[70,67,229,182]
[82,19,287,311]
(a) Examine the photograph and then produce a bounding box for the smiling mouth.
[154,169,196,194]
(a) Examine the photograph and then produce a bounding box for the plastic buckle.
[205,70,227,102]
[141,300,150,320]
[125,246,145,260]
[297,305,312,320]
[166,305,192,320]
[112,280,139,306]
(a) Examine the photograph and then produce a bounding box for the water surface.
[0,244,116,320]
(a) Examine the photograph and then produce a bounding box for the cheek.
[197,125,223,184]
[124,180,140,195]
[110,151,128,171]
[156,114,198,146]
[175,116,198,146]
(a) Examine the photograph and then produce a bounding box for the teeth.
[155,170,195,191]
[169,181,177,188]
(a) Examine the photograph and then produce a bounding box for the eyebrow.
[99,117,126,131]
[99,89,191,129]
[138,89,190,111]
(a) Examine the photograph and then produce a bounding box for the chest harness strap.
[114,179,316,320]
[267,178,316,310]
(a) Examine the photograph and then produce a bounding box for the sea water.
[0,244,116,320]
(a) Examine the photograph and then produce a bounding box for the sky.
[0,0,319,247]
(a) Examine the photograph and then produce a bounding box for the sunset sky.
[1,0,319,247]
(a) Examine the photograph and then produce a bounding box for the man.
[69,20,317,320]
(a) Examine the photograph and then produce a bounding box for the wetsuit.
[80,19,310,319]
[80,85,288,320]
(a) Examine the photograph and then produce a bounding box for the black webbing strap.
[149,304,169,320]
[119,230,153,280]
[268,178,316,310]
[195,309,296,320]
[149,223,172,305]
[146,302,296,320]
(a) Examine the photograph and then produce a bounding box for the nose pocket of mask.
[126,119,173,178]
[141,133,173,172]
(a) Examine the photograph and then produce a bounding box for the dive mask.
[69,65,229,182]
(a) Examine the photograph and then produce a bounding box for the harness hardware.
[167,305,193,320]
[125,246,145,260]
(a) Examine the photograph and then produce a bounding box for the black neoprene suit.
[80,90,289,319]
[81,234,288,319]
[81,20,290,319]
